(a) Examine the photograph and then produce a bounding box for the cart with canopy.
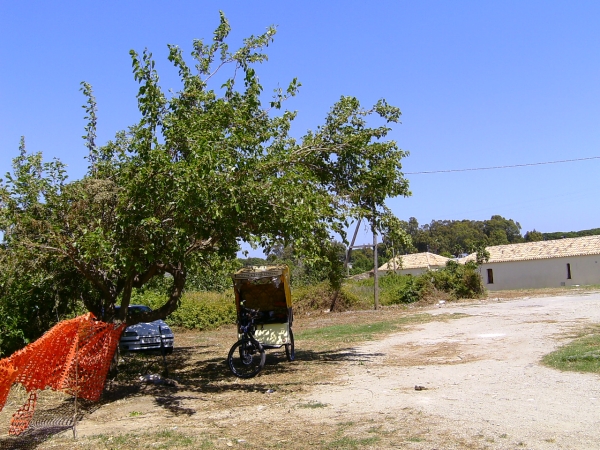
[228,265,295,377]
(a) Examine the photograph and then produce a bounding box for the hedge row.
[131,262,485,330]
[132,290,237,330]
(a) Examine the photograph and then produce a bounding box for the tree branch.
[126,263,186,325]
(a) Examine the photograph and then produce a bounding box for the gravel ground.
[3,290,600,449]
[300,291,600,449]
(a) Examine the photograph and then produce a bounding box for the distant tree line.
[239,217,600,277]
[338,216,600,275]
[396,215,526,257]
[542,228,600,241]
[396,216,600,257]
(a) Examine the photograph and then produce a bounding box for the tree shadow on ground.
[0,426,72,450]
[0,398,99,450]
[0,342,382,447]
[150,343,383,392]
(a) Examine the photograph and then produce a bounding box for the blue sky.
[1,1,599,255]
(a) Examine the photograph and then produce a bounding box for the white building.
[377,252,451,276]
[461,235,600,291]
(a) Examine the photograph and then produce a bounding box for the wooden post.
[345,218,362,276]
[332,218,362,312]
[373,218,379,310]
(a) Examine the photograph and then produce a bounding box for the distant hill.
[542,228,600,240]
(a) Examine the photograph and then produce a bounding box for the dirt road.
[4,291,600,449]
[300,291,600,449]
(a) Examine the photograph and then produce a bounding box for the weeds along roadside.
[129,264,485,333]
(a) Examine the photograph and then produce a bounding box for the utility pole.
[337,215,381,311]
[331,218,362,312]
[372,216,379,310]
[344,218,362,277]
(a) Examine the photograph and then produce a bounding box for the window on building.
[487,268,494,284]
[566,263,572,280]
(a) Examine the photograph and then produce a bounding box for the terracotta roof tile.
[379,252,451,270]
[461,235,600,264]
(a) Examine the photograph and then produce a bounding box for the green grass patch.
[337,421,356,429]
[296,313,464,345]
[542,325,600,373]
[154,429,196,446]
[297,320,402,343]
[88,429,203,449]
[325,436,380,449]
[297,401,328,409]
[97,433,131,447]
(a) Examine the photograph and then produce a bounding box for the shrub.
[124,258,484,331]
[293,281,370,313]
[132,290,236,330]
[395,276,428,304]
[343,273,430,306]
[430,260,484,299]
[342,263,484,308]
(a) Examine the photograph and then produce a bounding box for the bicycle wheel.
[228,338,266,378]
[285,328,295,362]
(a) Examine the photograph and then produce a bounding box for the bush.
[430,260,484,299]
[0,255,90,356]
[293,281,371,313]
[98,258,484,333]
[395,276,430,304]
[342,262,484,308]
[132,290,237,330]
[344,273,431,305]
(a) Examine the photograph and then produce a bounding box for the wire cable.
[404,156,600,175]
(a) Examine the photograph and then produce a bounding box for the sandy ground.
[2,290,600,449]
[300,291,600,449]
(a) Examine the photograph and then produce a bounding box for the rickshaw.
[228,265,295,378]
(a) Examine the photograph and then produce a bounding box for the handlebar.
[240,306,262,320]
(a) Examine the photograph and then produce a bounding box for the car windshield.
[114,305,153,316]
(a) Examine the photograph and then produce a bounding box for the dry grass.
[485,285,600,300]
[0,307,486,449]
[388,340,480,367]
[3,287,595,449]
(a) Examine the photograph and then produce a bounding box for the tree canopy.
[0,13,410,331]
[397,215,525,256]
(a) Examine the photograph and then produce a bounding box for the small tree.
[524,229,544,242]
[378,212,413,263]
[0,13,410,329]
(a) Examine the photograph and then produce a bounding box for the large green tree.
[0,13,410,329]
[400,215,525,256]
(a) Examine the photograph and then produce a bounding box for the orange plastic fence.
[0,313,125,435]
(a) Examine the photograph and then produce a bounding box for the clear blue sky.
[2,1,599,255]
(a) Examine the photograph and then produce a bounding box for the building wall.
[482,254,600,291]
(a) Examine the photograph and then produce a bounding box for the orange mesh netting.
[0,313,125,435]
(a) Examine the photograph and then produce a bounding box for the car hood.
[125,320,171,336]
